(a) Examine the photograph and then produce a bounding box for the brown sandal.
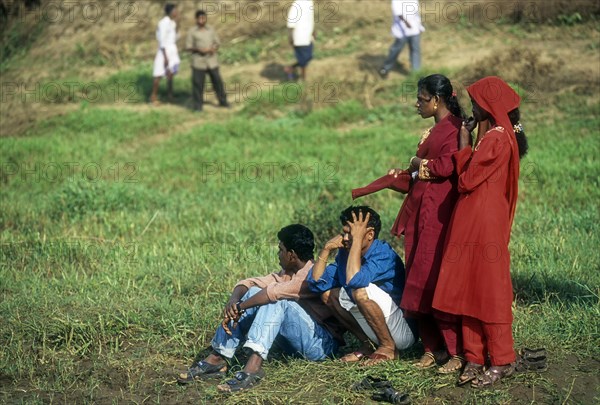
[438,355,466,374]
[457,362,484,386]
[413,352,436,369]
[414,350,448,369]
[471,363,516,388]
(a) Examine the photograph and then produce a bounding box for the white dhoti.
[153,44,180,77]
[339,283,416,350]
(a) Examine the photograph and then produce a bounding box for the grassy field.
[1,1,600,404]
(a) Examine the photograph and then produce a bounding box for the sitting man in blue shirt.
[308,205,416,365]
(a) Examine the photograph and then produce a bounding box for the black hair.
[339,206,382,239]
[508,108,528,159]
[165,3,176,16]
[195,10,207,19]
[418,74,465,119]
[277,224,315,262]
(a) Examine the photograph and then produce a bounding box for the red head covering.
[467,76,521,230]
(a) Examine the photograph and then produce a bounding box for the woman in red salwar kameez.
[432,76,529,387]
[388,74,466,373]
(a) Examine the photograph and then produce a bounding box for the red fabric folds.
[351,171,412,200]
[433,76,522,325]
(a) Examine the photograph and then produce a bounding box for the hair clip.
[513,122,523,134]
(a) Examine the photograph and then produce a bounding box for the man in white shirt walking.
[150,3,180,104]
[284,0,315,81]
[379,0,425,78]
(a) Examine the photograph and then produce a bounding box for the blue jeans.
[212,287,339,361]
[382,34,421,72]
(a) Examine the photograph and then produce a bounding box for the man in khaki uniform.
[186,10,228,111]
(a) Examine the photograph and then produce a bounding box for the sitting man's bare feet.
[362,347,397,366]
[340,342,374,362]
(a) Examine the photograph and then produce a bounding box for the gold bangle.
[317,255,328,264]
[409,156,418,167]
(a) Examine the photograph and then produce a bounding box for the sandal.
[363,351,397,367]
[457,362,484,386]
[515,357,547,373]
[351,375,392,392]
[413,351,449,369]
[372,387,411,404]
[515,349,548,373]
[471,363,516,388]
[413,352,436,369]
[340,351,370,363]
[519,347,547,362]
[177,360,228,384]
[438,355,466,374]
[217,369,265,392]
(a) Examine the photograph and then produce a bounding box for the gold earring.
[434,103,438,112]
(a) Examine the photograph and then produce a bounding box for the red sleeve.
[453,147,472,175]
[457,131,510,193]
[423,133,459,178]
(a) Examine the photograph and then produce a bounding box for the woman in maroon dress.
[388,74,465,373]
[432,76,528,387]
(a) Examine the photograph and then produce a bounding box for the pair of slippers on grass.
[351,376,410,404]
[515,347,548,373]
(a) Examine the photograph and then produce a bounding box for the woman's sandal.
[471,363,516,388]
[413,351,449,369]
[457,362,484,386]
[413,352,436,369]
[438,355,466,374]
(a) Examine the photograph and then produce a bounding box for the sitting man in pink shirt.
[177,224,344,392]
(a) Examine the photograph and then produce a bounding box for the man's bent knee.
[351,287,369,303]
[321,288,341,308]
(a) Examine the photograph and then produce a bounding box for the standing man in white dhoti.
[150,3,180,105]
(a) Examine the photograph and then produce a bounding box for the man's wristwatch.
[235,301,245,315]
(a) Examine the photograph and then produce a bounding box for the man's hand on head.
[347,211,373,240]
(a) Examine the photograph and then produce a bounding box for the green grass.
[1,55,599,405]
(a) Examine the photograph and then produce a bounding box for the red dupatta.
[467,77,521,229]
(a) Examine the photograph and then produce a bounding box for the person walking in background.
[150,3,180,105]
[284,0,315,81]
[432,76,529,387]
[379,0,424,79]
[387,74,466,374]
[186,10,229,112]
